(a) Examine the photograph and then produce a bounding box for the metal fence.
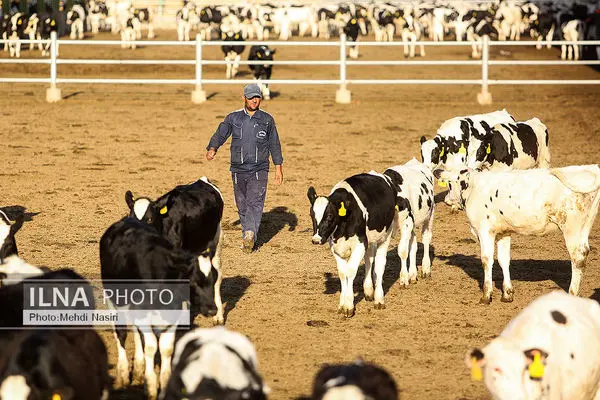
[1,32,599,104]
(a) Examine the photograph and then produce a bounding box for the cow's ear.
[9,214,24,236]
[125,190,135,211]
[524,348,548,381]
[307,186,317,205]
[420,135,427,145]
[432,169,444,180]
[271,48,276,54]
[465,348,486,381]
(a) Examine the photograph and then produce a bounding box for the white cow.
[176,5,195,42]
[384,158,435,287]
[401,15,425,58]
[438,164,600,304]
[561,19,585,60]
[496,1,523,41]
[467,291,600,400]
[67,4,86,39]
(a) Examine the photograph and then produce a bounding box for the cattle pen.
[1,33,600,105]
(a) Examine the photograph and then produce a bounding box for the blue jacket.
[207,108,284,173]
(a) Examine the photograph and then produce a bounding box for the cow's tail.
[550,165,600,194]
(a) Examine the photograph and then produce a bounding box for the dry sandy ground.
[1,30,600,399]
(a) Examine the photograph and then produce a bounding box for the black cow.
[530,10,557,50]
[38,14,58,56]
[221,30,245,79]
[125,177,225,324]
[0,210,23,262]
[343,17,360,59]
[248,45,275,100]
[0,14,11,51]
[311,360,398,400]
[0,329,110,400]
[308,172,396,317]
[100,216,218,400]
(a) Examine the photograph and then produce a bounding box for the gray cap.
[243,83,262,99]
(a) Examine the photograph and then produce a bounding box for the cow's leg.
[536,36,542,50]
[158,326,176,393]
[132,328,145,385]
[142,329,159,400]
[212,224,225,325]
[15,41,20,58]
[420,41,425,57]
[225,54,232,79]
[561,44,567,60]
[177,23,184,41]
[479,230,496,304]
[113,327,130,388]
[333,252,348,313]
[547,26,554,49]
[363,244,376,301]
[233,54,240,77]
[568,44,573,60]
[421,211,434,278]
[3,32,7,52]
[497,235,514,302]
[402,31,409,57]
[398,218,414,288]
[563,229,590,296]
[342,240,365,317]
[148,23,154,39]
[373,233,392,309]
[408,231,418,283]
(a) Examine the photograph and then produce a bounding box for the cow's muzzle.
[312,234,323,245]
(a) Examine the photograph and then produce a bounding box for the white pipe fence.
[1,32,599,104]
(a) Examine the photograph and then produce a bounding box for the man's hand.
[206,148,216,161]
[274,165,283,185]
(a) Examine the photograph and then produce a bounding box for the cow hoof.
[400,283,409,289]
[213,315,225,325]
[342,308,355,318]
[337,305,344,314]
[420,271,431,279]
[501,294,514,303]
[374,302,385,310]
[409,276,418,284]
[364,294,374,302]
[479,296,492,305]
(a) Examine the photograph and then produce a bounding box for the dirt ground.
[1,30,600,399]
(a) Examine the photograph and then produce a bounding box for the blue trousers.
[232,170,268,238]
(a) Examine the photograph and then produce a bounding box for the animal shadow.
[109,385,146,400]
[0,205,40,222]
[438,254,572,292]
[323,243,435,305]
[221,275,251,320]
[590,289,600,303]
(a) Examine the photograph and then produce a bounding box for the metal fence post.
[336,33,351,104]
[46,31,61,103]
[191,34,207,104]
[477,35,492,105]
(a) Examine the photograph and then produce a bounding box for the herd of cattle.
[1,104,600,398]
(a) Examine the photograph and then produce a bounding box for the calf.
[66,4,85,39]
[311,359,398,400]
[23,13,39,51]
[561,19,585,60]
[420,109,515,173]
[384,158,435,288]
[496,1,523,41]
[38,14,57,56]
[221,30,245,79]
[438,164,600,303]
[161,326,268,400]
[0,329,110,400]
[176,4,195,41]
[120,16,140,49]
[466,17,499,58]
[308,172,396,317]
[530,10,556,50]
[343,17,360,59]
[400,14,425,58]
[248,45,276,100]
[7,13,26,58]
[471,118,551,171]
[467,291,600,400]
[126,177,225,324]
[133,7,154,38]
[0,211,23,262]
[100,216,218,400]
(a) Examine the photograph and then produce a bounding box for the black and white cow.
[561,19,585,60]
[100,216,218,400]
[221,30,245,79]
[384,158,435,288]
[38,14,58,56]
[308,172,396,317]
[132,7,154,38]
[7,13,26,58]
[420,109,516,173]
[311,359,398,400]
[0,210,23,262]
[466,16,499,58]
[438,164,600,304]
[126,177,225,325]
[23,13,39,51]
[161,326,268,400]
[66,4,85,39]
[530,10,557,50]
[343,17,360,59]
[467,291,600,400]
[248,45,275,100]
[176,4,195,41]
[471,118,551,171]
[400,14,425,58]
[0,14,11,51]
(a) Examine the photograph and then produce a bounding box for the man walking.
[206,83,284,253]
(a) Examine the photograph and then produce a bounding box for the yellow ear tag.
[338,203,347,217]
[528,352,545,380]
[471,358,483,381]
[486,144,491,154]
[159,206,168,215]
[18,19,22,24]
[395,204,399,211]
[52,394,62,400]
[257,53,262,58]
[439,147,445,157]
[351,18,356,23]
[235,34,239,39]
[438,180,447,188]
[51,20,55,26]
[459,144,467,154]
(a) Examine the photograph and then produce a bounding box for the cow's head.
[307,187,351,245]
[420,135,446,170]
[125,190,164,230]
[0,211,24,262]
[466,341,548,400]
[188,260,218,317]
[434,169,472,209]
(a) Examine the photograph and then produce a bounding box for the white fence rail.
[1,32,600,104]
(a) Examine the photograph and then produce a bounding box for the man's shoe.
[242,231,255,253]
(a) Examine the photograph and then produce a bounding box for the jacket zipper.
[255,146,258,162]
[240,125,244,163]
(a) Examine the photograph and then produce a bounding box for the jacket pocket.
[232,122,242,139]
[231,144,243,165]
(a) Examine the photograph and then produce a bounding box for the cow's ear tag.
[52,394,62,400]
[459,144,467,154]
[351,18,356,23]
[51,20,55,26]
[486,144,491,154]
[439,147,445,157]
[438,180,447,188]
[395,204,399,211]
[18,19,22,24]
[528,352,545,380]
[338,203,347,217]
[257,53,262,58]
[471,357,483,381]
[159,206,168,215]
[235,33,239,39]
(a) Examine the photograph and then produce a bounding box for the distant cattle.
[120,16,140,49]
[311,359,398,400]
[176,4,195,41]
[400,14,425,58]
[343,17,360,59]
[467,291,600,400]
[67,4,85,39]
[561,19,585,60]
[161,326,268,400]
[530,10,557,50]
[133,7,154,38]
[384,158,435,288]
[248,45,276,100]
[221,30,245,79]
[0,210,23,262]
[308,172,397,317]
[438,164,600,303]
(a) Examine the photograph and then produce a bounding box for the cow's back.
[385,159,434,226]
